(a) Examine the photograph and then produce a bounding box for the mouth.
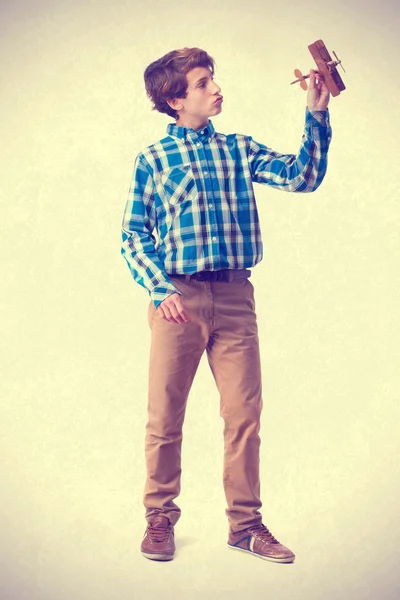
[214,96,223,104]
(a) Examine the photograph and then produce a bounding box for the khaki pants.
[144,272,263,532]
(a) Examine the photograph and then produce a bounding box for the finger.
[158,294,190,324]
[174,297,190,323]
[158,294,177,322]
[318,75,329,90]
[158,305,167,321]
[159,304,175,322]
[168,303,186,324]
[161,299,188,324]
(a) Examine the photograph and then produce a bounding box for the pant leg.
[144,278,211,526]
[206,278,263,532]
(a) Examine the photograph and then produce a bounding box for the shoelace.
[249,524,280,544]
[148,524,172,543]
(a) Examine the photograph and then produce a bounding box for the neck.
[175,116,209,131]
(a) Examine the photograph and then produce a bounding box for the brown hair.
[144,47,215,119]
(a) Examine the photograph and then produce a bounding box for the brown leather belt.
[168,269,251,282]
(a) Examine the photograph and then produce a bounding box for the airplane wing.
[308,39,346,97]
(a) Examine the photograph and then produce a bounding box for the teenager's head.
[144,47,223,130]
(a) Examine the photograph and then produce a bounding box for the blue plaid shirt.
[121,107,332,307]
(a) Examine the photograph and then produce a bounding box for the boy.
[121,47,331,563]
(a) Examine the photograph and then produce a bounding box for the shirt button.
[200,130,204,134]
[208,203,213,208]
[212,236,217,242]
[196,142,201,146]
[203,171,208,176]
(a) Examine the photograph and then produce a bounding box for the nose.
[211,79,221,94]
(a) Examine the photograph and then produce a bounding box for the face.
[170,66,223,130]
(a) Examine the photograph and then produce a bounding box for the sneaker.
[141,516,175,561]
[228,523,295,563]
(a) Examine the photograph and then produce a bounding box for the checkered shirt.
[121,107,332,307]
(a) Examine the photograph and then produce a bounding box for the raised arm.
[248,70,332,193]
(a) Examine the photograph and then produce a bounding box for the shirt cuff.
[305,107,330,127]
[151,282,182,308]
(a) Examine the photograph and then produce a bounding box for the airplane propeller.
[332,50,346,73]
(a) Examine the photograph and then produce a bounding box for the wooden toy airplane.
[291,39,346,97]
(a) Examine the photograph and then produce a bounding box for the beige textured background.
[1,0,399,599]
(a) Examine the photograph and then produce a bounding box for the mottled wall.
[1,1,399,599]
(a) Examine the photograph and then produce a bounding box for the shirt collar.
[166,119,216,141]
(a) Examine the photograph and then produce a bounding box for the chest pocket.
[161,165,196,205]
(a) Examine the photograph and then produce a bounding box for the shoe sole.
[141,551,174,561]
[228,544,295,564]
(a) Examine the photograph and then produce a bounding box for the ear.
[167,98,184,112]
